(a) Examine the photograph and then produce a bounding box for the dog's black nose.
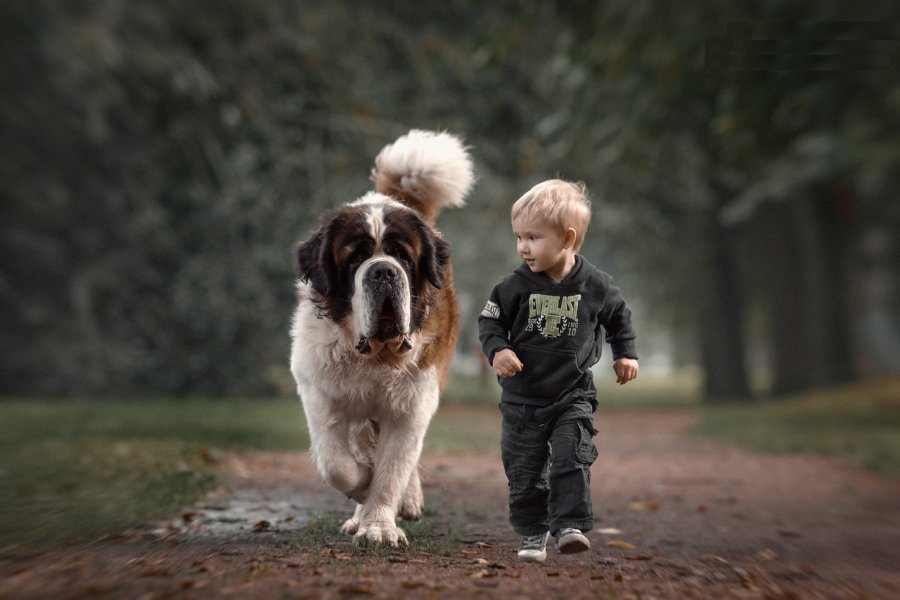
[369,262,399,283]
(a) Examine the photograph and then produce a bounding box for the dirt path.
[2,410,899,599]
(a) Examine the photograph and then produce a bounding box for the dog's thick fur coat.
[290,130,473,546]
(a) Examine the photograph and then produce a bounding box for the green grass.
[0,397,308,556]
[444,369,703,410]
[693,379,900,476]
[426,404,501,453]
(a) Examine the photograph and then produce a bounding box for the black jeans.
[499,391,598,537]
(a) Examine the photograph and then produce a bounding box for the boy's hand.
[613,358,639,385]
[492,348,524,378]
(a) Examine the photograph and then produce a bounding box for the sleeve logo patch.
[480,300,500,319]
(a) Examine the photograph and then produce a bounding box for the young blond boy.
[478,179,639,562]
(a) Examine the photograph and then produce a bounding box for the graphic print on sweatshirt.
[526,293,581,338]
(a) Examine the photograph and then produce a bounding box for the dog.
[289,130,473,546]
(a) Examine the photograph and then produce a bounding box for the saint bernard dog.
[289,130,473,546]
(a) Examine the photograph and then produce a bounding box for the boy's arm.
[599,277,638,361]
[603,279,639,384]
[477,287,513,365]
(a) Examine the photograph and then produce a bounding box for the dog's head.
[296,193,450,354]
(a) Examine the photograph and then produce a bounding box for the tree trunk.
[758,185,857,397]
[812,181,857,385]
[700,195,752,402]
[758,202,813,395]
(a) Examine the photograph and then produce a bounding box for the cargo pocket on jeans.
[575,418,598,464]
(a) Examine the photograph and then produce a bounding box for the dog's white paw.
[353,521,408,547]
[340,516,360,535]
[398,494,424,521]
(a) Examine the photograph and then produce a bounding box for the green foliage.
[1,1,897,398]
[693,379,900,476]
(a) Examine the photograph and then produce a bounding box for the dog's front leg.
[352,412,426,547]
[302,400,372,503]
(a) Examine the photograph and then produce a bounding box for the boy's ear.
[564,227,577,249]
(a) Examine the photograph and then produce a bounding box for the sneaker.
[518,532,550,562]
[555,528,590,554]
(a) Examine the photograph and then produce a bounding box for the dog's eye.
[338,244,356,260]
[384,242,410,262]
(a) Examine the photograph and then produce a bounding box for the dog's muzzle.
[358,260,411,347]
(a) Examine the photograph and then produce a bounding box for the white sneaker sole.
[517,549,547,563]
[556,532,590,554]
[518,532,550,563]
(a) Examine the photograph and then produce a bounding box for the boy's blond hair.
[511,179,592,251]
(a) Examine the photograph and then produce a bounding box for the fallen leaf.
[778,529,802,538]
[252,520,271,531]
[756,548,778,561]
[338,581,373,594]
[196,446,218,465]
[138,566,171,577]
[699,554,729,564]
[178,579,204,590]
[606,540,637,550]
[597,527,622,535]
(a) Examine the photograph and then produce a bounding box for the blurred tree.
[0,0,537,395]
[1,0,896,399]
[1,0,381,394]
[532,1,899,400]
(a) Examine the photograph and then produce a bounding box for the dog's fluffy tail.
[371,129,474,225]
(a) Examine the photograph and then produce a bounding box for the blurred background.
[2,0,899,402]
[3,0,900,563]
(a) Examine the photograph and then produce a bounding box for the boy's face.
[512,215,574,282]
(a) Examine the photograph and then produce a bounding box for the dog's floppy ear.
[296,225,330,297]
[419,229,451,289]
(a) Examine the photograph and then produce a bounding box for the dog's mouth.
[375,298,402,340]
[356,292,414,356]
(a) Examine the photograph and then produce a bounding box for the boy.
[477,179,639,563]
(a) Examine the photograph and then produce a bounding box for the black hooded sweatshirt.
[478,255,638,407]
